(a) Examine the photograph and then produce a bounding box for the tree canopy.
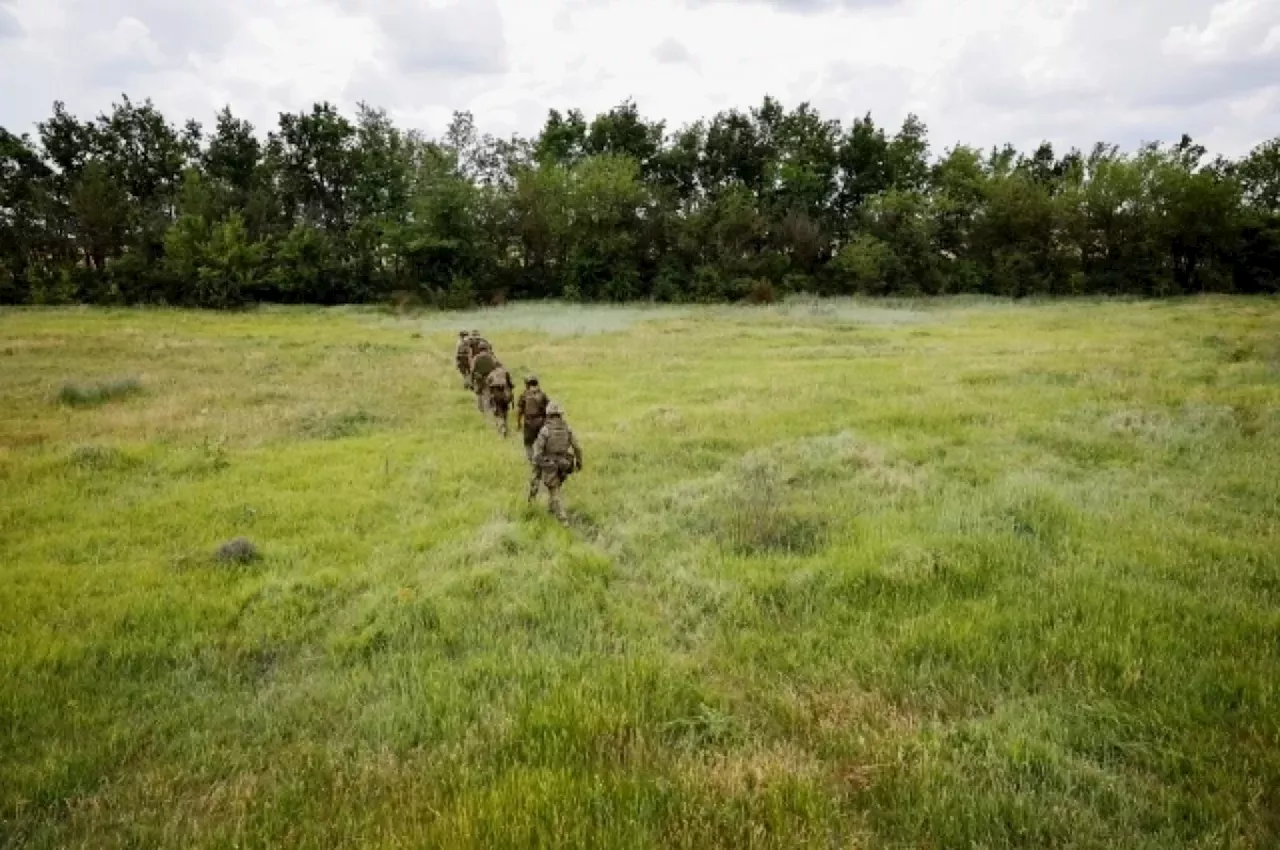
[2,96,1277,307]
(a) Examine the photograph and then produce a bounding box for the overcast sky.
[1,0,1277,157]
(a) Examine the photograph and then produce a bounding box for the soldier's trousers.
[490,397,510,436]
[529,461,570,521]
[522,422,544,463]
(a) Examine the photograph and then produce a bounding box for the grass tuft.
[297,409,381,440]
[57,375,142,407]
[718,458,829,555]
[67,444,134,472]
[214,537,260,565]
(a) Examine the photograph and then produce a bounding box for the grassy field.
[2,297,1279,849]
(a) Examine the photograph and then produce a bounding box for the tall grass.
[1,297,1278,848]
[57,375,143,407]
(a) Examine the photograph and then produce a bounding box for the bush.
[27,267,78,305]
[652,262,688,303]
[780,273,814,296]
[691,265,726,303]
[831,233,890,294]
[444,276,477,310]
[719,459,828,555]
[58,376,143,407]
[388,289,422,312]
[744,278,778,305]
[215,537,260,565]
[68,445,134,471]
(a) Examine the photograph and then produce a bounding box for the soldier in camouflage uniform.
[469,342,498,412]
[529,401,582,523]
[454,331,472,388]
[516,375,549,463]
[486,364,515,437]
[465,331,490,390]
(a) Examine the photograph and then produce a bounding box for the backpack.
[471,351,496,380]
[522,389,548,422]
[541,419,572,457]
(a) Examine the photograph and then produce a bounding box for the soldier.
[454,331,472,388]
[486,364,515,437]
[470,342,498,412]
[529,401,583,523]
[464,331,489,390]
[468,330,489,358]
[516,375,549,463]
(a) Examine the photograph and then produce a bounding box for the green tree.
[69,160,128,274]
[534,109,588,168]
[0,129,54,303]
[563,155,647,301]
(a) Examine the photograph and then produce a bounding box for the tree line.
[2,95,1279,308]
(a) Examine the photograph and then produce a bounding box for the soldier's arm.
[531,428,548,463]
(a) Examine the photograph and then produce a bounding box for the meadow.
[1,297,1278,849]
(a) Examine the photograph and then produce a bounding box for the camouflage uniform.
[529,404,582,523]
[470,346,497,411]
[516,379,549,463]
[454,332,472,388]
[486,366,515,437]
[465,333,490,390]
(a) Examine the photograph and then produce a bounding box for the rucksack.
[522,389,548,421]
[471,351,496,380]
[541,419,572,456]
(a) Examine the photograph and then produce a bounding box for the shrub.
[68,445,132,471]
[719,459,828,555]
[298,409,380,440]
[744,278,778,305]
[215,537,260,565]
[58,376,143,407]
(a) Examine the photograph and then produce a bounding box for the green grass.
[2,297,1278,849]
[56,375,143,407]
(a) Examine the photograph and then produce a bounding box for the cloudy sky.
[1,0,1277,156]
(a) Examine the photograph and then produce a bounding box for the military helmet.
[546,401,564,417]
[525,374,539,386]
[459,330,469,338]
[471,329,481,337]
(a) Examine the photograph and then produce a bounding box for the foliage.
[57,375,143,407]
[215,537,261,565]
[2,98,1279,307]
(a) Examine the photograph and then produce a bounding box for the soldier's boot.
[548,486,567,524]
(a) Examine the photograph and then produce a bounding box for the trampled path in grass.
[2,297,1278,848]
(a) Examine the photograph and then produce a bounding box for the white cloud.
[653,36,696,65]
[0,0,1277,156]
[1164,0,1280,62]
[0,4,22,39]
